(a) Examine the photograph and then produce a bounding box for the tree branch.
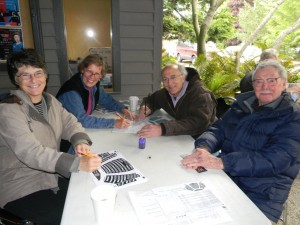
[273,18,300,50]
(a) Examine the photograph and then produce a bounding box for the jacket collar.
[10,89,52,109]
[236,91,294,114]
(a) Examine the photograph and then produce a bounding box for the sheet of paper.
[94,104,116,114]
[90,150,147,189]
[112,120,149,133]
[129,181,232,225]
[112,114,172,134]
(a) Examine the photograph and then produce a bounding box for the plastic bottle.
[138,137,146,149]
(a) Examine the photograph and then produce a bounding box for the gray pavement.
[283,172,300,225]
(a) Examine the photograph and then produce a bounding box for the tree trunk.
[273,18,300,51]
[191,0,200,42]
[192,0,225,56]
[235,0,286,73]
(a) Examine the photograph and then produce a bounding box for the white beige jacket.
[0,90,91,207]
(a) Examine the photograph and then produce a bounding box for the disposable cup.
[129,96,139,112]
[91,184,116,224]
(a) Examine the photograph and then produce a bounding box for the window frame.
[25,0,121,93]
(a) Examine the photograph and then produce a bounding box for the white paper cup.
[91,185,116,224]
[129,96,139,112]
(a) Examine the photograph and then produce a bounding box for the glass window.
[63,0,113,90]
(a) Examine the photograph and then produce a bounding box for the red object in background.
[176,42,197,64]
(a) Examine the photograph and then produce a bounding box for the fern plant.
[194,53,248,98]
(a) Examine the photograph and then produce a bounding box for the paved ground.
[284,172,300,225]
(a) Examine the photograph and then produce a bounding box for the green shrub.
[161,49,300,97]
[161,48,177,68]
[194,53,250,98]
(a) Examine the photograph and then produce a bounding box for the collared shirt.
[169,81,189,107]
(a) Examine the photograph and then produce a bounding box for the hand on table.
[123,108,137,120]
[137,124,162,138]
[181,148,224,170]
[114,117,132,128]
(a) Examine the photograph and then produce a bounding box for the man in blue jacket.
[182,60,300,224]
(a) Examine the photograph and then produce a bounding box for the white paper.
[94,104,117,114]
[90,150,147,189]
[112,120,149,133]
[129,181,232,225]
[94,107,116,114]
[112,114,172,134]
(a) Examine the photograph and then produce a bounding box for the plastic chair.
[0,208,35,225]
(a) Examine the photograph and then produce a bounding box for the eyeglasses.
[16,70,46,81]
[252,77,281,87]
[85,69,102,78]
[162,74,182,83]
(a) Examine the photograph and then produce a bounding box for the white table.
[61,113,271,225]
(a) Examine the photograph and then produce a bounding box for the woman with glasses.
[0,49,101,224]
[181,60,300,224]
[57,54,134,133]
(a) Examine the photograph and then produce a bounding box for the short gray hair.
[252,60,287,81]
[259,48,278,61]
[161,63,187,76]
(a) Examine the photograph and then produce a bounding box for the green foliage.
[161,51,300,99]
[238,0,300,58]
[161,48,177,68]
[288,73,300,83]
[263,0,300,52]
[163,0,225,44]
[163,0,300,59]
[163,15,195,41]
[162,0,300,95]
[207,8,236,44]
[163,0,195,41]
[281,60,300,83]
[194,53,248,98]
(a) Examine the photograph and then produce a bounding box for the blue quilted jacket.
[195,91,300,222]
